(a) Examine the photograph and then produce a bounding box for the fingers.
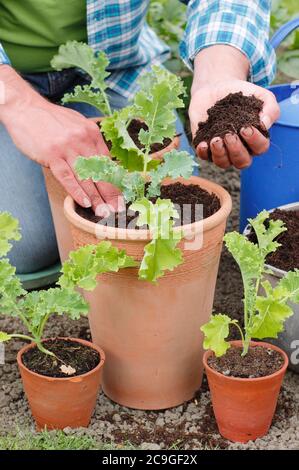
[224,133,252,169]
[95,181,125,213]
[50,159,92,208]
[210,137,230,169]
[259,90,280,130]
[240,126,270,155]
[196,142,209,161]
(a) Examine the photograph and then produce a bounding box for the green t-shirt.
[0,0,87,73]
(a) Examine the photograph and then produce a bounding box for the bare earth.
[1,162,298,450]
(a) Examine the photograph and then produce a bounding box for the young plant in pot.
[246,204,299,374]
[62,85,232,410]
[45,41,184,263]
[0,211,136,430]
[201,210,299,443]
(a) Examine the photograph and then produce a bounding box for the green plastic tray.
[17,262,61,290]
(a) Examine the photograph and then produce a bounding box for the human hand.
[189,47,280,169]
[0,65,124,215]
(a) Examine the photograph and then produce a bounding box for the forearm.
[0,65,42,124]
[191,45,250,94]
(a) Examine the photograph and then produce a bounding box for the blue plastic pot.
[240,18,299,231]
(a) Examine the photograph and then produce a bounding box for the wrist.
[191,45,250,94]
[0,65,42,122]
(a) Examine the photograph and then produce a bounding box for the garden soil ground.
[1,162,299,450]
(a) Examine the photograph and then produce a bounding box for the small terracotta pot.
[64,176,232,409]
[43,118,179,262]
[203,340,288,443]
[17,337,105,430]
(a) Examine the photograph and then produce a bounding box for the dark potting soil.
[22,338,100,378]
[101,119,172,154]
[193,92,269,154]
[76,182,221,228]
[208,345,284,378]
[248,209,299,272]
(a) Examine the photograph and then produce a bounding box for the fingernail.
[199,142,208,150]
[224,133,237,144]
[95,204,110,218]
[83,198,92,208]
[211,137,223,150]
[118,199,126,212]
[241,126,254,137]
[261,115,271,130]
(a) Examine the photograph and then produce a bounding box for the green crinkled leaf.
[200,314,234,357]
[274,269,299,303]
[100,110,160,171]
[59,242,137,291]
[250,297,293,339]
[0,212,21,257]
[62,85,110,115]
[0,332,12,342]
[147,150,198,197]
[51,41,110,87]
[248,210,286,257]
[19,288,89,331]
[0,259,25,316]
[75,155,145,203]
[51,41,111,114]
[133,66,185,148]
[130,198,183,282]
[138,237,183,283]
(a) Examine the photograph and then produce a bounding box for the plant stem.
[10,334,35,342]
[241,335,251,356]
[101,87,112,116]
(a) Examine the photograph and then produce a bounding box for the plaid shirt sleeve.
[180,0,276,87]
[0,43,10,65]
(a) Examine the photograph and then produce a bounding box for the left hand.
[190,79,280,169]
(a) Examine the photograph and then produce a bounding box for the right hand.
[0,65,124,216]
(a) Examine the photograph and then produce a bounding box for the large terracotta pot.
[17,337,105,430]
[43,118,180,262]
[64,176,232,410]
[204,340,288,443]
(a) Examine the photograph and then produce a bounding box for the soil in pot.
[248,208,299,272]
[22,338,100,378]
[193,92,269,154]
[208,345,284,378]
[76,182,221,228]
[101,118,174,154]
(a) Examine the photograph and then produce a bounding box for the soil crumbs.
[251,209,299,272]
[76,182,221,228]
[193,92,269,154]
[1,161,299,450]
[22,338,100,378]
[208,345,284,379]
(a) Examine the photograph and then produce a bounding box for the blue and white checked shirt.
[0,0,275,99]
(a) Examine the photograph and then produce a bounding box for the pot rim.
[64,176,232,242]
[203,340,288,383]
[243,200,299,279]
[17,336,105,382]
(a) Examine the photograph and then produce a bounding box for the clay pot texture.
[203,340,288,443]
[43,118,180,263]
[17,337,105,430]
[64,176,232,410]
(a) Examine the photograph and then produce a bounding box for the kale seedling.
[0,212,136,357]
[201,211,299,357]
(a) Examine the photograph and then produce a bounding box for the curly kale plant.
[51,41,112,116]
[0,212,136,357]
[201,211,299,357]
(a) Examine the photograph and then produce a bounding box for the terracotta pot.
[17,337,105,430]
[43,118,179,262]
[203,340,288,443]
[64,176,232,409]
